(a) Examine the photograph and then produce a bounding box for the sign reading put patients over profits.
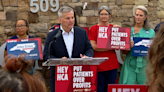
[55,65,97,92]
[108,84,148,92]
[132,37,152,57]
[6,38,43,60]
[97,26,131,50]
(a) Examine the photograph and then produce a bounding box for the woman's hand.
[113,25,121,27]
[130,41,134,48]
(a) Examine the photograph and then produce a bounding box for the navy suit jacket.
[43,26,94,92]
[43,26,94,60]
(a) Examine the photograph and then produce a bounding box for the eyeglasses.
[16,25,27,28]
[99,13,110,16]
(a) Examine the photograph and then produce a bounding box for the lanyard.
[131,32,135,41]
[133,32,135,37]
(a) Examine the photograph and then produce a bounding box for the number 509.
[30,0,59,13]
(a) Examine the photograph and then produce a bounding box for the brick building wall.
[0,0,164,45]
[0,0,164,91]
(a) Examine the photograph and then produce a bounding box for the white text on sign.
[111,27,128,46]
[98,27,108,38]
[112,88,140,92]
[73,66,93,88]
[57,66,69,81]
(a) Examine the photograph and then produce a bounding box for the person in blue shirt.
[154,22,164,33]
[5,19,34,56]
[10,19,34,39]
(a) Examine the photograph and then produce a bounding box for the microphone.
[48,29,62,61]
[54,30,62,42]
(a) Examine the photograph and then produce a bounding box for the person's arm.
[113,25,121,27]
[90,40,114,52]
[4,50,7,57]
[43,33,56,61]
[83,31,94,57]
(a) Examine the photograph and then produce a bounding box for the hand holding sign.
[131,41,134,48]
[132,37,152,57]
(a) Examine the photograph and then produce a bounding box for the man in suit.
[43,6,94,92]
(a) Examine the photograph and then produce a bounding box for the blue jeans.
[97,69,118,92]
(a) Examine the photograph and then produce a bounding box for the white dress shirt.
[60,25,74,58]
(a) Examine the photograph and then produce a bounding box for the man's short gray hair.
[98,6,111,15]
[58,6,74,18]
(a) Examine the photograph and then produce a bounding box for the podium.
[42,57,108,92]
[42,57,108,66]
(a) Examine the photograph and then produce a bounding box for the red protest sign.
[55,65,97,92]
[97,26,131,50]
[97,26,109,49]
[108,84,149,92]
[55,65,73,92]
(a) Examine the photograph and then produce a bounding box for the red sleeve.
[109,24,113,27]
[88,25,97,41]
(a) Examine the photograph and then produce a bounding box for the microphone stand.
[45,29,62,66]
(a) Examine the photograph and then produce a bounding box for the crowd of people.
[0,4,164,92]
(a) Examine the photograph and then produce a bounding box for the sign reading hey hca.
[108,84,148,92]
[97,26,131,50]
[6,38,43,60]
[132,37,153,57]
[55,65,97,92]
